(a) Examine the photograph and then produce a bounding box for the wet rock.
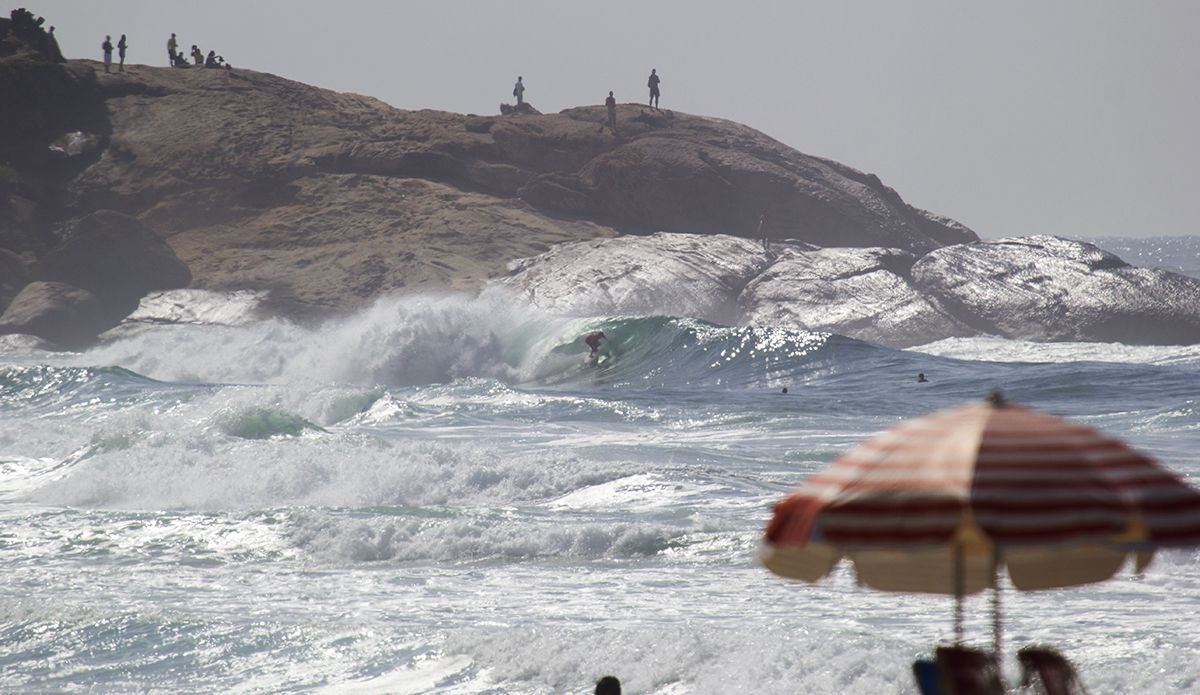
[740,246,980,348]
[912,236,1200,344]
[0,248,30,313]
[504,233,771,326]
[31,209,192,308]
[0,281,107,348]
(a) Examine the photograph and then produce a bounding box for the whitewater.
[2,237,1199,694]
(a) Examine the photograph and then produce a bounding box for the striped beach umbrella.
[762,392,1200,646]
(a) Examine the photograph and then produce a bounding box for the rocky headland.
[3,12,1199,349]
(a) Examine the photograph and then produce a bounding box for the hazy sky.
[35,1,1200,239]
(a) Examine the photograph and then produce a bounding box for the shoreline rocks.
[0,210,191,347]
[504,234,1200,348]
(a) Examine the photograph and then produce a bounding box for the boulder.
[911,236,1200,344]
[739,246,980,348]
[0,247,30,312]
[0,281,108,348]
[503,232,772,326]
[499,102,542,116]
[30,209,192,324]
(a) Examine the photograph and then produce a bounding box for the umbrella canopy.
[763,393,1200,595]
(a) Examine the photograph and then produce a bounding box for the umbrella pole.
[992,547,1002,658]
[954,541,964,645]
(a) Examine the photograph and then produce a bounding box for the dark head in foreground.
[595,675,621,695]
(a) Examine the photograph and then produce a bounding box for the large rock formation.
[911,236,1200,344]
[504,234,1200,348]
[2,15,975,321]
[4,13,1198,350]
[504,233,771,326]
[739,246,978,347]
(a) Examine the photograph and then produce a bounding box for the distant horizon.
[29,1,1200,240]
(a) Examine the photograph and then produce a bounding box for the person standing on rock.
[48,26,65,63]
[117,34,127,72]
[513,76,525,105]
[605,91,617,133]
[648,68,661,109]
[167,33,178,65]
[101,35,113,73]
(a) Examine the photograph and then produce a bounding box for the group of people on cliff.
[100,34,126,72]
[97,31,229,71]
[166,32,227,69]
[513,68,663,135]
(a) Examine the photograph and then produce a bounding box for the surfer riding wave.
[584,331,607,362]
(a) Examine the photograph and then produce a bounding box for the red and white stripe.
[766,400,1200,551]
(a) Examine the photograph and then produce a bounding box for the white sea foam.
[913,335,1200,365]
[3,253,1200,693]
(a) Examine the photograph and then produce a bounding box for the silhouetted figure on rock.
[101,35,113,73]
[47,25,64,62]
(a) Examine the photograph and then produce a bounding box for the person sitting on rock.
[205,50,223,68]
[191,45,203,65]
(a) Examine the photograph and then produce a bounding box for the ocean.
[2,236,1198,694]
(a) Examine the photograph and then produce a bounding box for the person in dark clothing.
[648,68,660,108]
[117,34,127,71]
[101,35,113,73]
[584,331,607,361]
[605,91,617,132]
[48,26,65,63]
[595,676,621,695]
